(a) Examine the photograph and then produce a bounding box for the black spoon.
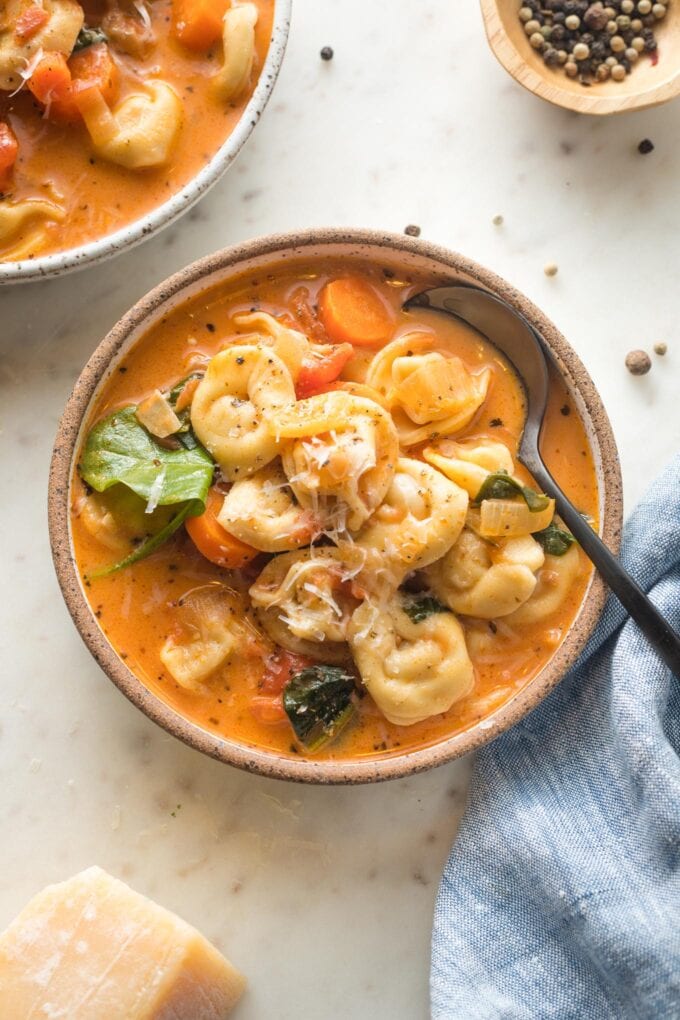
[405,283,680,677]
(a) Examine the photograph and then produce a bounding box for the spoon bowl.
[407,283,680,675]
[481,0,680,115]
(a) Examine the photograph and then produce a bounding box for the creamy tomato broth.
[0,0,273,261]
[70,260,599,761]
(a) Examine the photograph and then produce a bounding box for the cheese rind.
[0,866,245,1019]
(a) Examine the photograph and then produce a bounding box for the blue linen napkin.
[431,455,680,1020]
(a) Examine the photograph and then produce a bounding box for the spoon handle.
[530,463,680,677]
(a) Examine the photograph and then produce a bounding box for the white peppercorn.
[637,0,652,14]
[653,342,667,356]
[652,3,667,17]
[603,5,616,15]
[625,46,639,61]
[631,18,643,29]
[632,35,646,49]
[616,14,632,28]
[519,6,533,21]
[621,0,635,11]
[611,62,627,78]
[565,60,579,76]
[605,54,617,65]
[557,49,568,63]
[530,31,545,48]
[565,14,581,29]
[525,19,541,34]
[596,62,610,79]
[544,262,559,277]
[492,214,504,226]
[573,41,591,59]
[610,34,626,50]
[606,19,618,31]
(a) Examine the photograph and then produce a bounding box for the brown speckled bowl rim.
[48,229,623,785]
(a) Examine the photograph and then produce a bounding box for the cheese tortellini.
[191,344,295,479]
[250,546,377,661]
[0,0,83,91]
[365,333,491,446]
[79,81,183,169]
[160,584,266,692]
[0,199,65,259]
[424,437,515,499]
[215,3,258,101]
[425,530,545,619]
[504,545,582,625]
[218,460,319,553]
[278,391,399,532]
[348,595,474,726]
[355,458,468,579]
[233,311,310,381]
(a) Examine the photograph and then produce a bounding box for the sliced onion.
[478,498,555,538]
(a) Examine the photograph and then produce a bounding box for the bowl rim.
[0,0,292,285]
[48,227,623,785]
[480,0,680,115]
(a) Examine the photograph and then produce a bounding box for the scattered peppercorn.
[653,341,667,355]
[638,137,655,153]
[492,214,504,225]
[518,0,669,86]
[625,349,652,374]
[404,224,421,237]
[320,46,334,61]
[544,261,559,277]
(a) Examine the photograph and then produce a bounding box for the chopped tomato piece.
[28,45,119,123]
[15,5,49,40]
[185,487,258,569]
[250,695,288,725]
[319,276,396,347]
[288,285,328,343]
[173,0,229,51]
[0,123,18,189]
[261,651,315,695]
[296,343,354,398]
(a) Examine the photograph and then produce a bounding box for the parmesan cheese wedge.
[0,867,245,1019]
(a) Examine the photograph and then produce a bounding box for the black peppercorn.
[638,138,654,154]
[320,46,334,61]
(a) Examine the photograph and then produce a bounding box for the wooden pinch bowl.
[481,0,680,115]
[48,229,622,785]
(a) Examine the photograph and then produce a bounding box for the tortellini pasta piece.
[78,81,182,169]
[355,458,468,579]
[249,545,378,661]
[160,584,267,692]
[348,595,474,726]
[217,460,320,553]
[504,545,582,626]
[215,3,258,101]
[233,311,309,381]
[425,530,545,619]
[0,199,65,259]
[365,332,491,446]
[0,0,83,91]
[72,487,174,553]
[424,437,515,499]
[191,344,295,479]
[277,391,399,532]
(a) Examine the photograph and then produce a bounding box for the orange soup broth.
[71,259,599,762]
[0,0,274,260]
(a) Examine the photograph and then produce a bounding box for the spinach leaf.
[534,521,576,556]
[283,666,356,751]
[80,405,213,508]
[79,405,214,574]
[402,594,450,624]
[474,470,550,513]
[73,26,108,51]
[90,504,194,579]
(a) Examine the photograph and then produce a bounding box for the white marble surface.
[1,2,679,1017]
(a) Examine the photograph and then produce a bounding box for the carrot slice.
[250,695,288,725]
[185,487,258,569]
[296,343,354,398]
[319,276,395,348]
[0,123,18,189]
[15,5,49,41]
[173,0,229,51]
[28,45,119,123]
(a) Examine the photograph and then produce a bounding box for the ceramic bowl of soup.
[0,0,290,283]
[49,228,622,783]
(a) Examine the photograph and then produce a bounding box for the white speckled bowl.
[0,0,291,286]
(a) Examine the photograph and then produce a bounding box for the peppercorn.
[320,46,334,61]
[544,261,559,277]
[653,342,667,356]
[625,350,652,375]
[611,62,627,78]
[565,60,579,75]
[652,3,667,18]
[585,2,610,29]
[530,31,546,48]
[492,214,504,226]
[519,6,534,20]
[638,137,654,153]
[637,0,652,13]
[404,224,421,237]
[565,13,582,28]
